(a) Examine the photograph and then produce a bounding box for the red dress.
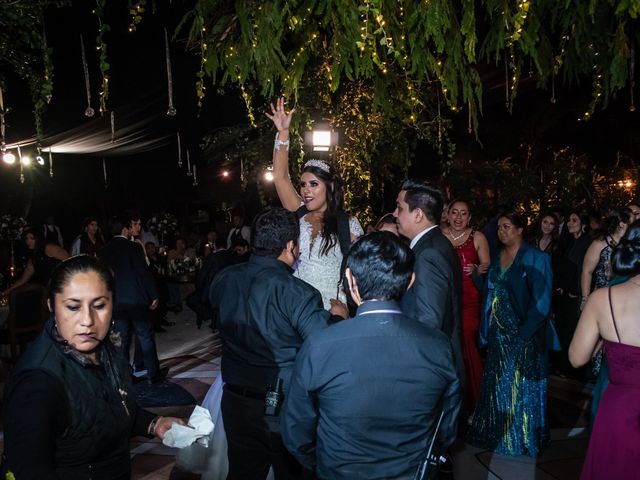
[454,231,484,411]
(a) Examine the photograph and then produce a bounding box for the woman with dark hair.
[468,212,552,456]
[2,255,185,478]
[15,227,38,273]
[1,228,69,297]
[553,209,593,377]
[581,208,632,311]
[267,97,363,309]
[570,221,640,479]
[444,199,490,412]
[532,212,560,253]
[70,217,105,257]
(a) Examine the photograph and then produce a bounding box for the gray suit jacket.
[400,227,464,380]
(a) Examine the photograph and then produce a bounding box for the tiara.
[304,159,331,173]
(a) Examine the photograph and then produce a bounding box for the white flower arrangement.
[0,215,27,241]
[168,256,202,277]
[146,213,178,240]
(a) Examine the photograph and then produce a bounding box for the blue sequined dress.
[467,264,549,457]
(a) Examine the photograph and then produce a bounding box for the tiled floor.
[130,308,221,479]
[1,306,591,479]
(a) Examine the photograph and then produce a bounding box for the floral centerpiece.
[146,213,178,245]
[0,214,27,241]
[0,214,27,280]
[168,256,202,280]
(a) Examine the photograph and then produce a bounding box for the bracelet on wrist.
[274,139,290,151]
[274,132,290,151]
[148,416,162,436]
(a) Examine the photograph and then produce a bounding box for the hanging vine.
[0,0,67,146]
[93,0,110,114]
[128,0,147,33]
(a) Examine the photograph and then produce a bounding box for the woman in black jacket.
[2,255,185,479]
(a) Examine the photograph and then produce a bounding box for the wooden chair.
[0,283,49,360]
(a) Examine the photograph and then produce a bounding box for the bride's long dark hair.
[302,161,345,256]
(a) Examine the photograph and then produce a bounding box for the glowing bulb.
[312,130,331,151]
[222,170,230,178]
[264,171,274,182]
[36,155,45,165]
[2,152,16,164]
[21,155,32,166]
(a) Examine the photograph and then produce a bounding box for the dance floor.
[0,306,589,479]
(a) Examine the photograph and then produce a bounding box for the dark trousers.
[551,293,587,379]
[221,387,304,480]
[186,292,211,328]
[112,304,161,381]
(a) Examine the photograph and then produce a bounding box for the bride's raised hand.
[265,97,295,132]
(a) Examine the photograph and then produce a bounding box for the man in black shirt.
[210,208,345,480]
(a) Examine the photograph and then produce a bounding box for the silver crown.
[304,159,331,173]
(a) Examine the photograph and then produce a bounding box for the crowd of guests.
[1,98,638,479]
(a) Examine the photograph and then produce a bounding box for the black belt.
[224,383,266,400]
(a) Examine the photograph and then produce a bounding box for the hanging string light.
[176,131,182,167]
[192,163,198,186]
[551,34,569,104]
[0,86,6,155]
[80,35,95,117]
[195,18,208,108]
[128,0,146,32]
[110,111,115,142]
[36,147,45,165]
[48,149,54,178]
[94,0,110,114]
[186,148,192,176]
[630,43,636,112]
[437,89,442,155]
[504,57,509,109]
[17,145,24,184]
[164,28,177,116]
[102,157,108,188]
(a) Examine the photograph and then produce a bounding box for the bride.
[177,99,361,479]
[266,97,363,309]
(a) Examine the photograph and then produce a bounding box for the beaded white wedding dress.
[294,215,363,309]
[176,375,275,480]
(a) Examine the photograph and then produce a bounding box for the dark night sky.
[2,2,640,237]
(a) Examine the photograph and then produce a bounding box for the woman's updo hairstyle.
[499,211,527,234]
[599,207,633,239]
[612,220,640,276]
[301,159,345,255]
[49,255,115,306]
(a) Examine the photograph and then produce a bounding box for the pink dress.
[580,289,640,479]
[454,231,484,411]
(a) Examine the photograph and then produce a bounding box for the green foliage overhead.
[182,0,640,126]
[0,0,69,145]
[173,0,640,217]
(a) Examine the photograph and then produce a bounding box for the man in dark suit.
[186,238,250,329]
[394,179,464,385]
[99,216,163,384]
[282,232,461,479]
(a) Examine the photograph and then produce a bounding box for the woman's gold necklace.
[448,229,467,242]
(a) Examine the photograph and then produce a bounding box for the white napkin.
[162,405,215,448]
